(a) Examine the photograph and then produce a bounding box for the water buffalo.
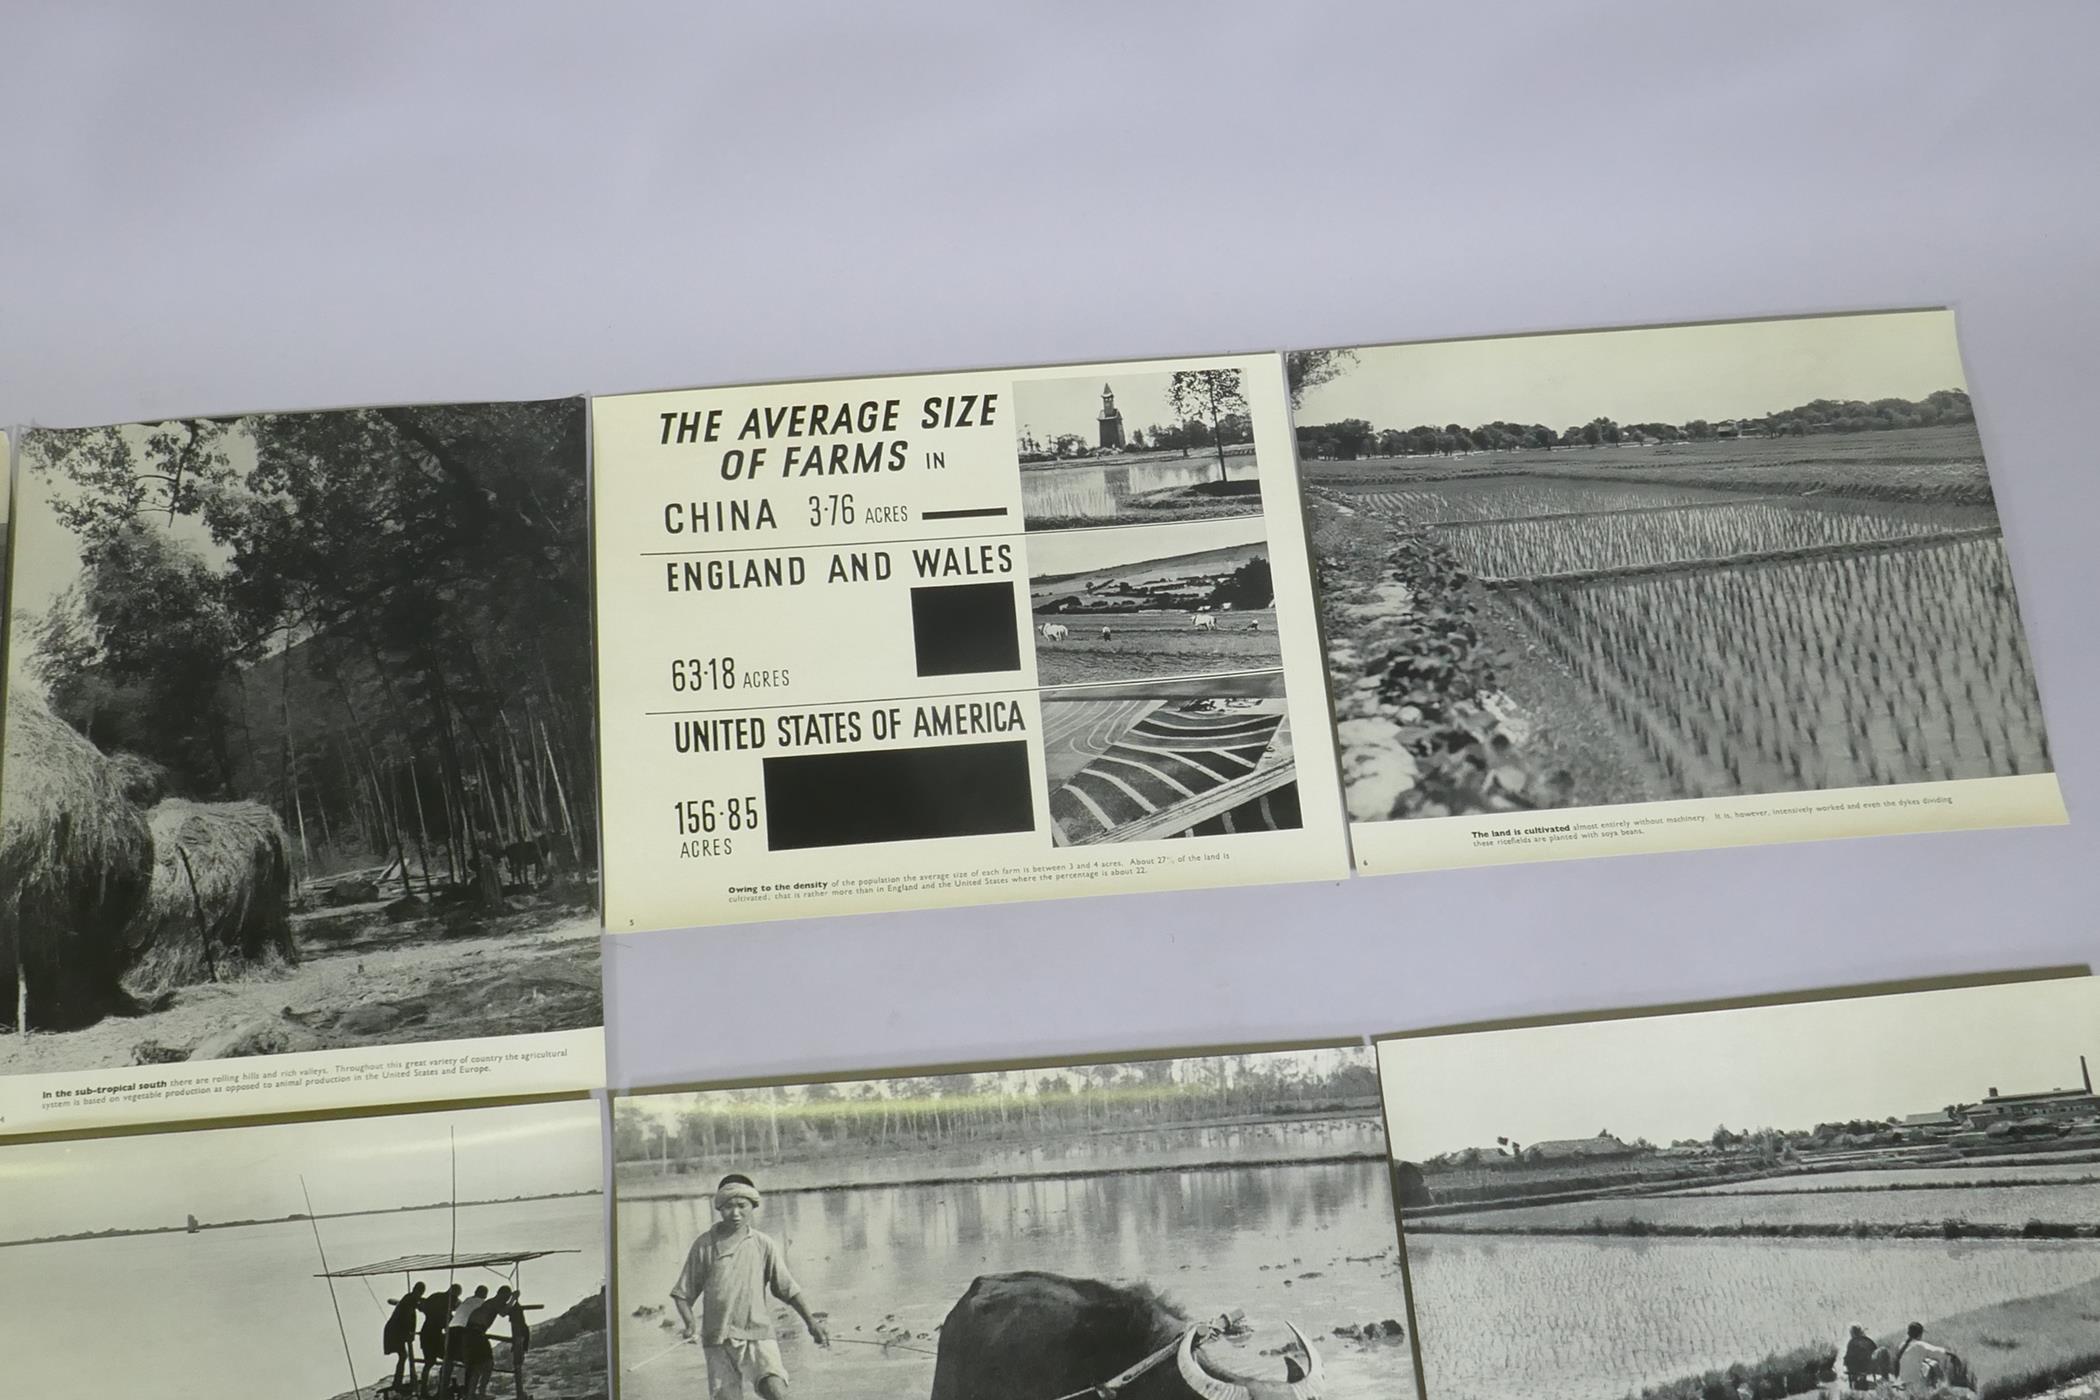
[930,1271,1325,1400]
[502,834,549,888]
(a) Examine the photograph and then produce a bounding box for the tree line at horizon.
[16,400,598,900]
[1297,387,1975,461]
[1421,1113,1998,1169]
[614,1055,1382,1166]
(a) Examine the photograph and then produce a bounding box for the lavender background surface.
[3,3,2095,1095]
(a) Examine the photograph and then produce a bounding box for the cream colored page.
[0,405,604,1136]
[1291,308,2063,873]
[1375,976,2100,1400]
[590,353,1347,932]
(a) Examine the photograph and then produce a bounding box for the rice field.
[1436,501,1960,580]
[1351,481,1738,525]
[1430,1180,2100,1231]
[1404,1233,2100,1400]
[1507,536,2051,794]
[1674,1167,2100,1195]
[1315,428,2053,808]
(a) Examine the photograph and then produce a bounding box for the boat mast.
[302,1176,363,1400]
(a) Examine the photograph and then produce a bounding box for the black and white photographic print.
[1016,369,1265,531]
[612,1046,1409,1400]
[0,1097,608,1400]
[0,399,603,1117]
[1042,674,1302,845]
[1376,977,2100,1400]
[1027,519,1282,688]
[1291,311,2058,845]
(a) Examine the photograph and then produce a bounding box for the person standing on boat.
[419,1285,461,1396]
[502,1290,532,1400]
[464,1285,512,1399]
[443,1285,490,1395]
[385,1281,427,1393]
[670,1174,830,1400]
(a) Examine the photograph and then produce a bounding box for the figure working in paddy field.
[672,1174,831,1400]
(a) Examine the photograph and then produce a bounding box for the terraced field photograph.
[1378,977,2100,1400]
[1289,311,2055,823]
[1041,675,1300,844]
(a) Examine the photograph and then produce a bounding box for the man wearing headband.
[671,1174,829,1399]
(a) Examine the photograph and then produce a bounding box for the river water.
[0,1194,604,1400]
[1022,453,1259,523]
[617,1159,1412,1400]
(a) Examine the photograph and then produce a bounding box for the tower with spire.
[1097,383,1125,450]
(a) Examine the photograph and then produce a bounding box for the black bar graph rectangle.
[763,741,1034,850]
[911,581,1021,676]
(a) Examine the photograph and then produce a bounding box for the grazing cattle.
[1040,623,1069,642]
[1192,614,1218,632]
[501,835,550,888]
[930,1271,1325,1400]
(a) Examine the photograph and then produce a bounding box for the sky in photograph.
[619,1044,1371,1129]
[0,1099,603,1241]
[7,422,249,620]
[1012,370,1189,445]
[1024,514,1265,578]
[1295,309,1969,431]
[1379,977,2100,1161]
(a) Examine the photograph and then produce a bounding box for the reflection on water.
[1023,455,1260,522]
[0,1195,604,1400]
[619,1161,1410,1400]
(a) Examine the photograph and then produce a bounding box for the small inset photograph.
[612,1044,1409,1400]
[1042,673,1299,844]
[1378,976,2100,1400]
[1027,519,1280,687]
[1014,368,1264,530]
[0,1097,607,1400]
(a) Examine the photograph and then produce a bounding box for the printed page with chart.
[1290,309,2065,874]
[589,353,1348,932]
[1373,974,2100,1400]
[0,402,606,1136]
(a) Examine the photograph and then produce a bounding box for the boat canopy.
[316,1248,578,1278]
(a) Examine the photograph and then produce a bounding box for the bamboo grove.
[19,400,596,903]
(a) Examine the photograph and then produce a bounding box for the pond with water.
[618,1160,1410,1400]
[1022,453,1259,523]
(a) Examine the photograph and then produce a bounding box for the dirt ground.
[0,896,602,1074]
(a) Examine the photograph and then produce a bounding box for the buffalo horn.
[1173,1324,1327,1400]
[1176,1327,1252,1400]
[1283,1322,1326,1397]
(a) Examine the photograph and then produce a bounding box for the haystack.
[106,750,172,805]
[123,798,296,997]
[0,688,155,1028]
